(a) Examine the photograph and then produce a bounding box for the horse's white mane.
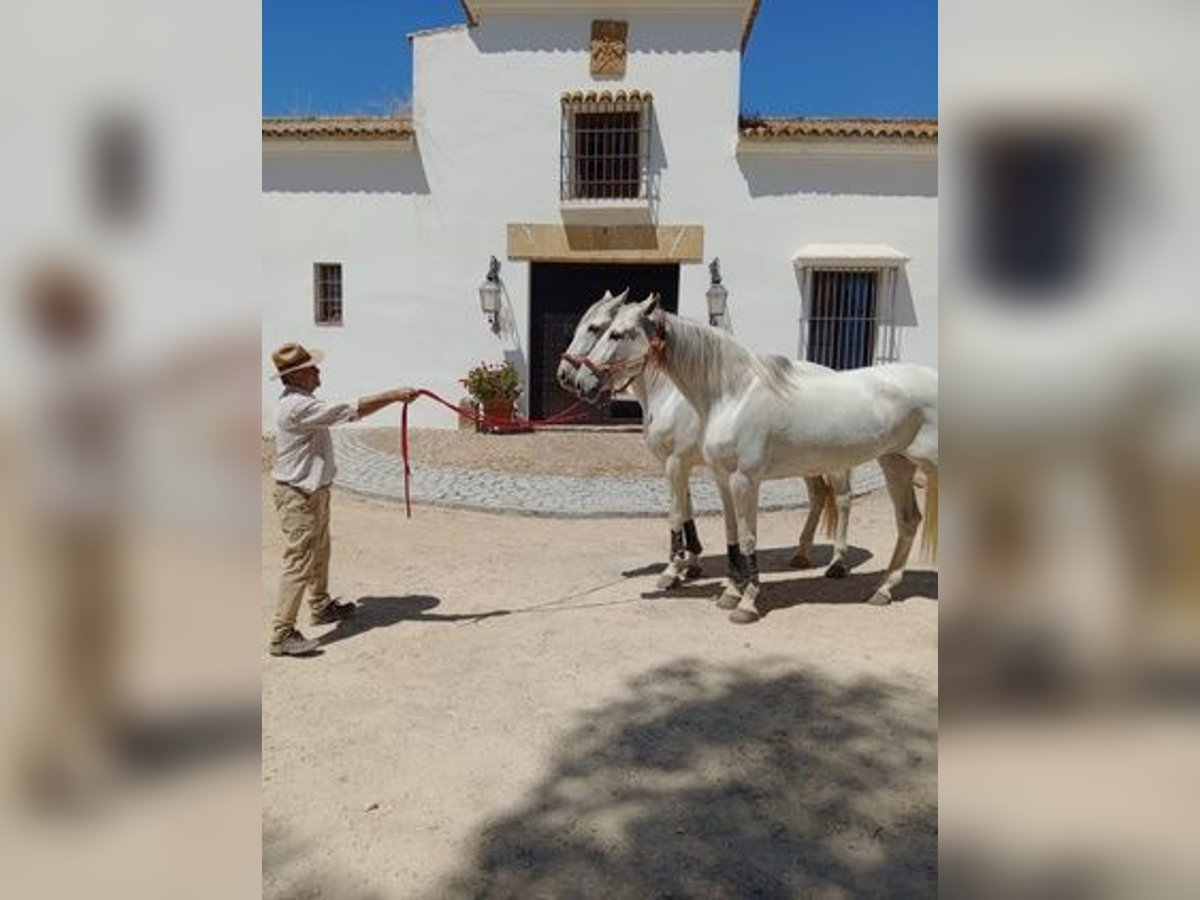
[653,311,795,399]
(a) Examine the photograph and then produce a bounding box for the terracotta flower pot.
[479,398,516,432]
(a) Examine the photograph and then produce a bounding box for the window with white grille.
[560,91,652,201]
[806,271,878,370]
[313,263,343,326]
[799,267,902,370]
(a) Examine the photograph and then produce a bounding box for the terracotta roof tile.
[560,89,653,106]
[739,116,938,142]
[262,116,414,141]
[741,0,762,50]
[261,113,935,145]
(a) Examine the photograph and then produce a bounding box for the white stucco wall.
[262,9,937,429]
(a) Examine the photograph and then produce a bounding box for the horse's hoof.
[715,587,742,610]
[683,564,704,581]
[656,569,682,590]
[789,553,811,569]
[825,560,848,579]
[728,608,761,624]
[866,591,892,606]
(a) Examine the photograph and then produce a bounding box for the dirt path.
[262,480,938,898]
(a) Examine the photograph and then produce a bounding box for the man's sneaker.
[310,601,356,626]
[268,629,320,657]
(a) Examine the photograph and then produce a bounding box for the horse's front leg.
[678,458,704,580]
[657,454,698,589]
[726,470,764,624]
[713,472,745,609]
[823,470,853,579]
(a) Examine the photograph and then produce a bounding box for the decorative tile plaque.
[590,20,628,77]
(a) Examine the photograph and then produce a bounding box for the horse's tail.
[920,468,938,562]
[821,478,838,539]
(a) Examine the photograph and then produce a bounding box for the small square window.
[313,263,343,325]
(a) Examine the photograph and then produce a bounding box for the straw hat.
[271,342,325,379]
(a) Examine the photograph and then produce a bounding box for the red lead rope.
[397,389,589,518]
[401,400,412,519]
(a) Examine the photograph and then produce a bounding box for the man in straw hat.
[268,342,418,656]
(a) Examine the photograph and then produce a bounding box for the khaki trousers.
[272,483,333,640]
[25,523,120,788]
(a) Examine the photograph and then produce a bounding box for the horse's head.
[576,293,660,403]
[556,288,628,394]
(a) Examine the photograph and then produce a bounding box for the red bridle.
[560,309,667,394]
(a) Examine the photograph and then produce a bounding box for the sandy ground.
[262,437,938,899]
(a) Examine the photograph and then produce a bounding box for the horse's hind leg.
[792,476,828,568]
[869,454,922,606]
[823,470,853,579]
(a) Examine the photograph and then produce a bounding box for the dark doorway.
[529,262,680,423]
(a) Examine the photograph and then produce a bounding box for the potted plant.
[460,360,522,431]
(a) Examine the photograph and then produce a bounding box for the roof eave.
[738,136,937,157]
[461,1,759,48]
[262,117,415,143]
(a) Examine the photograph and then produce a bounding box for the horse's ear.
[640,293,660,316]
[600,289,613,301]
[615,287,630,304]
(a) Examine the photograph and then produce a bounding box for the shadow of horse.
[640,567,937,611]
[755,544,874,573]
[635,545,876,601]
[624,544,874,582]
[319,595,511,646]
[755,569,939,618]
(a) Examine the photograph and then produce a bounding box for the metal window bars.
[800,268,900,370]
[560,93,652,201]
[314,263,343,325]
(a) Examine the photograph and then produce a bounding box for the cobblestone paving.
[332,430,885,518]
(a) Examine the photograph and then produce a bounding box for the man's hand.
[357,386,420,419]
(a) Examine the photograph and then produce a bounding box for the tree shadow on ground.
[425,659,937,899]
[264,818,384,900]
[318,595,511,646]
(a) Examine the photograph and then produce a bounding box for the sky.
[263,1,937,118]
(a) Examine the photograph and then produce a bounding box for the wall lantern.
[706,257,729,327]
[478,255,502,333]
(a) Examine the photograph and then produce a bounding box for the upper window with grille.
[313,263,343,326]
[560,90,652,202]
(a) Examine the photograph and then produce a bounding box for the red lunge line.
[401,401,413,519]
[397,389,590,518]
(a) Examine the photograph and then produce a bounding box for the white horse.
[574,294,938,623]
[556,289,853,591]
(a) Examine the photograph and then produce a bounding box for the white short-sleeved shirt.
[272,386,358,494]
